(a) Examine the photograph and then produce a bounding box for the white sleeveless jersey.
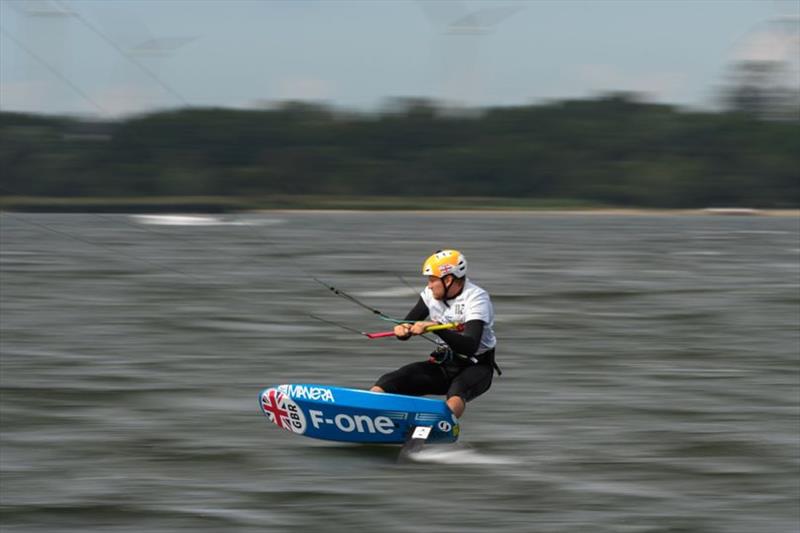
[420,279,496,354]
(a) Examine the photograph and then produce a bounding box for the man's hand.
[394,323,412,340]
[409,321,438,335]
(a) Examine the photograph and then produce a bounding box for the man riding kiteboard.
[370,249,500,419]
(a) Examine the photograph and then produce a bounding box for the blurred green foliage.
[1,94,798,208]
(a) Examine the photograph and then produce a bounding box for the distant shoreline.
[1,196,797,217]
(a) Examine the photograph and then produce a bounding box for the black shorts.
[374,358,493,403]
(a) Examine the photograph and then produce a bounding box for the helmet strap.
[440,277,449,304]
[440,275,464,305]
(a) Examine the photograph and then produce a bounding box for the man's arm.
[394,297,430,339]
[435,320,484,356]
[404,297,429,321]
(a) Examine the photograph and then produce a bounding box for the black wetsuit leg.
[375,361,450,397]
[445,363,493,402]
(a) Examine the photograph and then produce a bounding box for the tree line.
[1,94,798,208]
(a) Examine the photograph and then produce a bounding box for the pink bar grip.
[364,330,396,339]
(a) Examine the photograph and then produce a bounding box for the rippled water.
[1,212,798,532]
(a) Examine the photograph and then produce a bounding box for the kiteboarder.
[370,249,499,418]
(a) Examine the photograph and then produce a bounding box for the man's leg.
[377,379,464,416]
[446,364,493,418]
[373,361,448,396]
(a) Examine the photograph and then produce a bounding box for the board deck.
[259,384,459,444]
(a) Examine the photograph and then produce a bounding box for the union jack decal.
[261,389,291,430]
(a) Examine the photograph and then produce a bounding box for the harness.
[428,345,502,376]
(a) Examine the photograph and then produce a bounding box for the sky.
[0,0,798,118]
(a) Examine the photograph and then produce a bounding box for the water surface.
[1,212,798,532]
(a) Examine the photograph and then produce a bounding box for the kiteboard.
[258,384,459,447]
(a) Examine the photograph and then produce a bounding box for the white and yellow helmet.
[422,249,468,279]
